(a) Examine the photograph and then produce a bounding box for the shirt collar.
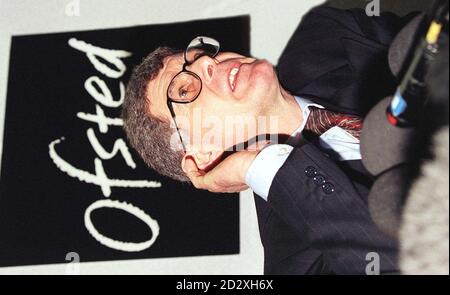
[285,96,324,146]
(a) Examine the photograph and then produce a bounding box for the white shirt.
[245,96,361,200]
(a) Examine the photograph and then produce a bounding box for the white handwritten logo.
[49,38,161,252]
[49,138,160,197]
[68,38,132,78]
[85,199,160,252]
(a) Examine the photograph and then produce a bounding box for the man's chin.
[246,139,272,152]
[249,63,279,95]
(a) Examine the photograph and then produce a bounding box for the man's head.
[122,38,289,182]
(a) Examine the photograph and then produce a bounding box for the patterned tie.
[304,107,364,139]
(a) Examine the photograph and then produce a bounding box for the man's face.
[147,51,283,168]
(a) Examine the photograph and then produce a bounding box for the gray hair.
[122,47,189,182]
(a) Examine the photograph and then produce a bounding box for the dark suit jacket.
[254,6,416,275]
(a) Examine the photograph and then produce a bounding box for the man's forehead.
[146,53,184,119]
[162,53,184,71]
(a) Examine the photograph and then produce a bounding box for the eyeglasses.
[166,36,220,152]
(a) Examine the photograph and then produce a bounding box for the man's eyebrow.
[161,55,184,96]
[148,54,180,116]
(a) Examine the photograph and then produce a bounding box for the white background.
[0,0,323,275]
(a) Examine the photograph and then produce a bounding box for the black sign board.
[0,16,249,267]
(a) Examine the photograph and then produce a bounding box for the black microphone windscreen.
[426,39,449,127]
[368,165,415,238]
[361,97,419,176]
[389,13,427,79]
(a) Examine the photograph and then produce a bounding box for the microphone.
[362,0,448,175]
[363,0,448,238]
[360,96,419,176]
[368,164,416,238]
[387,0,448,128]
[389,13,427,79]
[390,0,449,80]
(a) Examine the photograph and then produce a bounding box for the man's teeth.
[229,67,239,90]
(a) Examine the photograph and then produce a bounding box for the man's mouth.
[228,65,241,91]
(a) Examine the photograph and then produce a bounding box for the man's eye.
[179,88,188,98]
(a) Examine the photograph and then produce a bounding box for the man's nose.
[186,56,217,84]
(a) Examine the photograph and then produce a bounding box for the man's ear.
[182,150,223,172]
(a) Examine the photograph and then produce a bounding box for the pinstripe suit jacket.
[254,6,417,274]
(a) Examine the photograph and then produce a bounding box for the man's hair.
[122,47,189,182]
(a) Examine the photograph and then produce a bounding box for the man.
[122,5,416,274]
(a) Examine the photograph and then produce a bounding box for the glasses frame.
[166,37,220,152]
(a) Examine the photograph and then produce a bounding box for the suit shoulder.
[299,5,365,34]
[302,6,360,21]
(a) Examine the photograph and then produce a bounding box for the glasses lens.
[185,36,220,64]
[168,72,201,103]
